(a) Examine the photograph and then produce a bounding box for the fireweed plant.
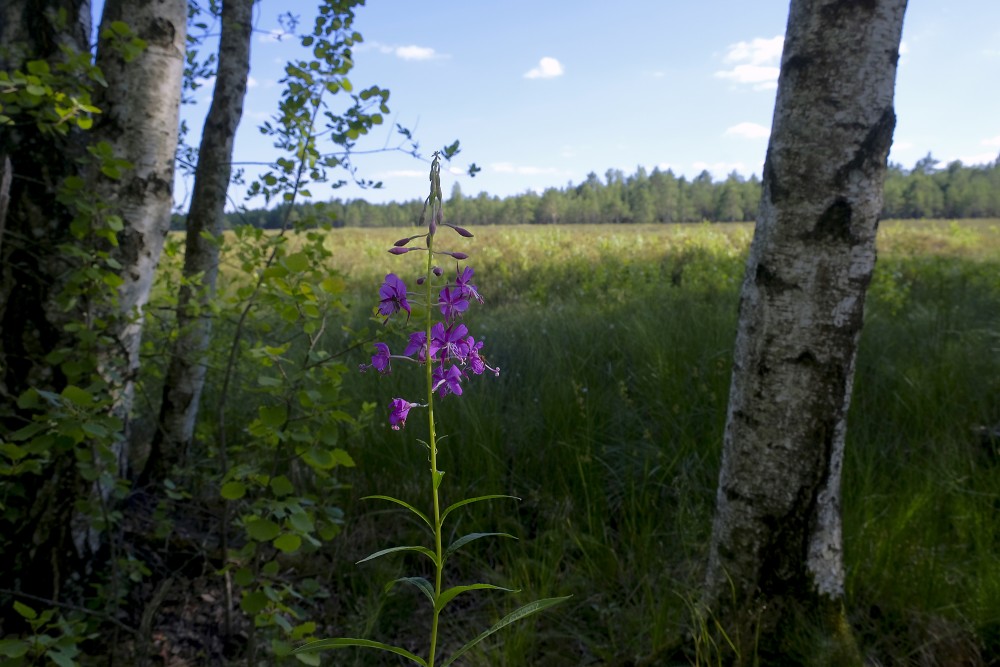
[296,154,568,665]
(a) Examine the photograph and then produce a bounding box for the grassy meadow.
[158,220,1000,665]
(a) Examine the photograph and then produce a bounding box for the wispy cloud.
[982,135,1000,148]
[524,57,564,79]
[366,41,447,61]
[724,122,770,139]
[715,36,783,90]
[247,76,258,89]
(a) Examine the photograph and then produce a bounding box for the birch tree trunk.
[703,0,907,660]
[91,0,186,464]
[141,0,254,487]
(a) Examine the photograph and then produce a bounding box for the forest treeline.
[188,153,1000,230]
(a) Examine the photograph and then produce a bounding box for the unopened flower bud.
[416,276,425,285]
[444,223,474,238]
[393,236,412,247]
[446,251,469,260]
[388,247,411,255]
[432,266,443,277]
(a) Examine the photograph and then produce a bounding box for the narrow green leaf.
[436,583,516,613]
[362,495,432,530]
[356,545,438,567]
[385,576,435,607]
[13,601,36,619]
[440,596,572,667]
[293,638,426,666]
[441,494,519,525]
[445,532,516,559]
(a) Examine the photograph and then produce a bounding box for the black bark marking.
[762,149,788,204]
[755,262,797,293]
[836,107,897,188]
[804,197,854,243]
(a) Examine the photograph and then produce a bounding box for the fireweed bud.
[430,209,442,235]
[444,223,474,238]
[417,276,425,285]
[388,247,412,255]
[443,251,469,260]
[432,266,443,277]
[393,236,412,247]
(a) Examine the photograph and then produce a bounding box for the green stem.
[425,157,444,667]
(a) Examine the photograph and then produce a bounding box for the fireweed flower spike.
[303,153,568,667]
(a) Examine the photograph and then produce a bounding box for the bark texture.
[703,0,907,659]
[0,1,94,603]
[91,0,186,454]
[143,0,254,487]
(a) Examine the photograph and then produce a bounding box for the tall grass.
[173,220,1000,665]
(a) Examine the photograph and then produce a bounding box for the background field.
[150,219,1000,665]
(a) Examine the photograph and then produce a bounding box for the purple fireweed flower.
[439,285,469,322]
[456,266,484,304]
[432,363,464,397]
[403,331,427,362]
[371,342,391,374]
[389,398,417,430]
[378,273,410,321]
[429,322,469,362]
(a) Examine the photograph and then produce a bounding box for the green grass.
[171,220,1000,665]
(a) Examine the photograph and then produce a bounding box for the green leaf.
[445,532,516,559]
[362,495,432,530]
[13,601,36,619]
[234,567,254,587]
[47,647,78,667]
[385,576,435,607]
[273,533,302,554]
[0,638,29,658]
[294,651,321,665]
[245,518,281,542]
[60,385,93,407]
[356,545,438,567]
[441,495,519,526]
[440,597,572,667]
[241,590,268,614]
[293,638,426,666]
[436,583,516,613]
[221,481,246,500]
[269,475,294,497]
[259,404,287,428]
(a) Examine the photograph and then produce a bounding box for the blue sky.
[173,1,1000,207]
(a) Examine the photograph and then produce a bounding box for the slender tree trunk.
[703,0,907,661]
[141,0,254,487]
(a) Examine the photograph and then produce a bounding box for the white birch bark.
[703,0,907,651]
[144,0,254,485]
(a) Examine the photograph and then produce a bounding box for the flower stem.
[425,157,444,667]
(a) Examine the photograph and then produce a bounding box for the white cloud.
[947,152,998,166]
[716,36,783,90]
[724,122,770,139]
[982,135,1000,148]
[395,45,439,61]
[491,162,560,175]
[365,41,446,61]
[524,57,564,79]
[247,76,258,89]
